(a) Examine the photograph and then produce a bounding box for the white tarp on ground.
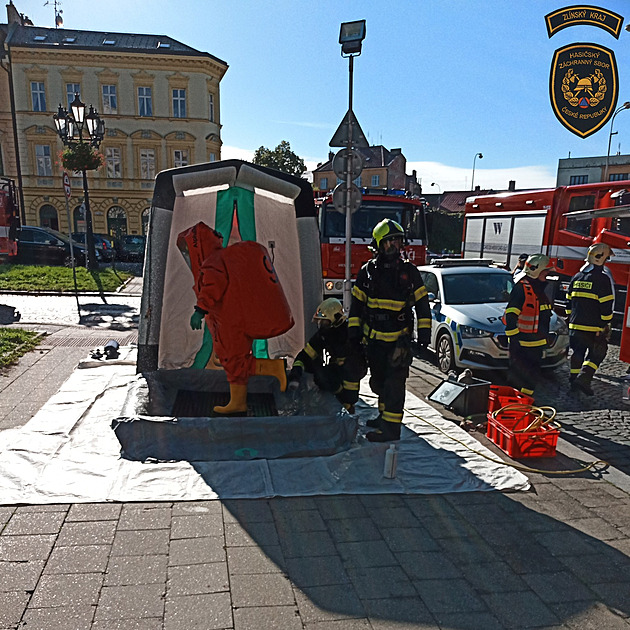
[0,349,529,505]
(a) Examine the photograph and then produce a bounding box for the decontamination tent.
[137,160,322,373]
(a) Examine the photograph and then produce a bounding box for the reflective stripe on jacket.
[503,279,540,333]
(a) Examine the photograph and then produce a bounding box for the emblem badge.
[549,42,618,138]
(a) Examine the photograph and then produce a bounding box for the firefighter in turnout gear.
[566,243,615,396]
[288,298,367,413]
[503,253,555,397]
[349,219,431,442]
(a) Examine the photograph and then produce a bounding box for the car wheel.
[63,254,74,267]
[436,331,455,374]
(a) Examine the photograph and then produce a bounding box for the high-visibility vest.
[502,279,541,333]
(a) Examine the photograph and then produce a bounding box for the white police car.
[417,259,569,373]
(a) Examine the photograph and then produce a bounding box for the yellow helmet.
[586,242,613,266]
[371,219,405,250]
[523,253,554,279]
[313,298,346,327]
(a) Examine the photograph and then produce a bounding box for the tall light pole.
[471,152,483,191]
[605,101,630,182]
[53,94,105,270]
[430,182,441,193]
[339,20,366,311]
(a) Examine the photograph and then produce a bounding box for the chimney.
[474,185,481,192]
[328,151,334,162]
[508,180,516,191]
[391,148,402,156]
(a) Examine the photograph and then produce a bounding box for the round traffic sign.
[332,148,364,181]
[63,172,71,199]
[332,182,362,215]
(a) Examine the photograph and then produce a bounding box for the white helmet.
[313,298,346,327]
[586,242,613,266]
[523,253,554,279]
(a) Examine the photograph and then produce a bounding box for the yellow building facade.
[1,4,227,237]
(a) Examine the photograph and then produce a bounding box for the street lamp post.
[604,101,630,182]
[53,94,105,270]
[339,20,366,311]
[471,152,483,191]
[430,182,441,193]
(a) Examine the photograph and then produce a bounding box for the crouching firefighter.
[567,242,615,396]
[287,298,367,413]
[349,219,431,442]
[503,253,555,398]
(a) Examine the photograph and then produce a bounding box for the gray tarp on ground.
[0,348,530,505]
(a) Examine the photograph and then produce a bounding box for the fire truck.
[0,178,19,262]
[318,188,428,297]
[461,180,630,331]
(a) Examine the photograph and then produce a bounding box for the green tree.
[253,140,306,178]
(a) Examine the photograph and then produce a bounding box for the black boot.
[573,373,594,396]
[367,420,401,442]
[366,413,382,429]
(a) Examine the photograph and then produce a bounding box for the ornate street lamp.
[471,152,483,191]
[53,94,104,270]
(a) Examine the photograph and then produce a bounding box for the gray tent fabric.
[138,160,321,373]
[0,349,530,505]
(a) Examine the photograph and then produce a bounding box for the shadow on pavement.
[78,302,139,330]
[0,304,21,324]
[222,483,630,628]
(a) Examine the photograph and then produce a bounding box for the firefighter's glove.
[598,324,612,341]
[288,365,303,391]
[390,336,412,368]
[190,306,206,330]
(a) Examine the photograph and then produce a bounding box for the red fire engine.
[318,188,428,297]
[0,178,19,262]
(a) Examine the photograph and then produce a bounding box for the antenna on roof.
[43,0,63,28]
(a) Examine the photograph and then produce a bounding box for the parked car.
[417,259,569,373]
[15,226,97,267]
[114,234,146,263]
[71,232,115,262]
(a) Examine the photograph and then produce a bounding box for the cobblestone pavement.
[410,344,630,476]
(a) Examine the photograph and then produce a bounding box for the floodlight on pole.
[471,152,483,191]
[605,102,630,182]
[338,20,366,311]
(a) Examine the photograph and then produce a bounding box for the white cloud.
[408,161,557,192]
[221,145,255,162]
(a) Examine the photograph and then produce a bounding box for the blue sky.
[18,0,630,190]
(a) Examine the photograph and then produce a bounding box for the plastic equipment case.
[428,377,491,417]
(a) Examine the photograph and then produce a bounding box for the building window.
[172,89,186,118]
[174,149,188,167]
[105,147,121,178]
[320,177,328,190]
[66,83,80,108]
[209,152,216,162]
[140,149,155,179]
[138,87,152,117]
[39,204,58,230]
[569,175,588,185]
[31,82,46,112]
[102,85,117,114]
[209,93,215,122]
[107,206,127,240]
[371,175,380,186]
[35,144,52,176]
[609,173,629,182]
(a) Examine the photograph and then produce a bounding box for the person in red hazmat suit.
[177,221,294,416]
